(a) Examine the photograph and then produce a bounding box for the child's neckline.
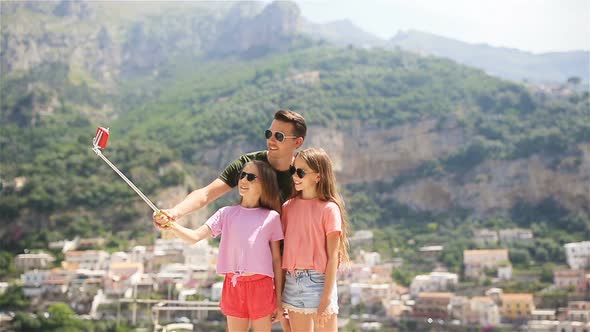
[297,196,320,201]
[238,204,261,210]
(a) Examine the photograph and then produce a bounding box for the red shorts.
[220,274,276,320]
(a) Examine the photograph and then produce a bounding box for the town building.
[500,293,535,322]
[14,252,55,271]
[463,249,509,278]
[413,292,454,320]
[565,241,590,270]
[409,272,458,296]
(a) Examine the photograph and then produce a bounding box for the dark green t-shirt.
[218,150,294,203]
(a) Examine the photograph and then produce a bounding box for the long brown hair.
[241,160,282,214]
[295,148,350,263]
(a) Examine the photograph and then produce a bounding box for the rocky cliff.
[0,0,301,84]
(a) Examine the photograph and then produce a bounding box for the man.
[153,109,305,331]
[154,109,306,222]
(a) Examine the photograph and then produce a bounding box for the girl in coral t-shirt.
[154,161,285,331]
[281,147,350,332]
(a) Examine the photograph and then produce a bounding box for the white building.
[350,230,374,246]
[360,251,381,267]
[526,320,560,332]
[110,252,129,264]
[48,237,78,253]
[129,246,149,264]
[419,245,444,261]
[567,301,590,322]
[554,269,587,294]
[531,309,556,321]
[350,282,395,306]
[211,282,223,301]
[183,240,214,269]
[14,252,55,271]
[105,262,143,297]
[499,228,533,244]
[410,272,458,296]
[64,250,110,270]
[565,241,590,270]
[463,249,509,278]
[469,296,500,326]
[473,229,498,245]
[498,264,513,280]
[153,239,186,270]
[155,238,186,253]
[43,268,71,296]
[384,299,412,320]
[555,321,590,332]
[21,269,50,297]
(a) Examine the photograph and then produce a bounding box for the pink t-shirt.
[281,198,342,273]
[205,205,283,278]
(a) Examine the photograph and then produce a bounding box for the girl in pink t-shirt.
[154,161,285,331]
[281,147,350,332]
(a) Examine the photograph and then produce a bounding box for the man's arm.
[155,179,231,223]
[172,179,232,218]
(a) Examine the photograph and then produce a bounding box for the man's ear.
[295,137,304,148]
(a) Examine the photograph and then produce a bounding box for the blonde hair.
[295,147,350,264]
[241,161,282,214]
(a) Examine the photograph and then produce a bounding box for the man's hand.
[153,208,177,225]
[152,209,177,232]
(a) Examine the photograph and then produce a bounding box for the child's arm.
[271,240,283,310]
[318,232,340,318]
[164,222,213,244]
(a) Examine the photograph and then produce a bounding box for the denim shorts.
[282,269,338,315]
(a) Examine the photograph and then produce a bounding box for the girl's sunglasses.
[265,129,297,142]
[239,171,258,182]
[289,165,316,179]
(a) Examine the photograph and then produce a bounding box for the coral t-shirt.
[205,205,283,277]
[281,198,342,274]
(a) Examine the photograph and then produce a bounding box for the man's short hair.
[274,109,306,139]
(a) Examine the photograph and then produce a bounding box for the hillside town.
[2,229,589,331]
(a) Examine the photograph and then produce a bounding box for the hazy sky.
[293,0,590,53]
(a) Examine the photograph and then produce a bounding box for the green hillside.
[2,44,589,257]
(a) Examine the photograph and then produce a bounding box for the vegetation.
[1,3,588,331]
[10,302,134,331]
[1,27,588,282]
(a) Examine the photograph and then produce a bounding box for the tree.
[0,251,16,278]
[509,248,532,267]
[0,285,30,310]
[12,312,42,331]
[41,303,89,331]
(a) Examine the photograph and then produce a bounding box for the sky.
[293,0,590,53]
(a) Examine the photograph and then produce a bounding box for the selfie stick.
[91,127,164,215]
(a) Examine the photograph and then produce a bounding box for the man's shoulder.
[243,150,268,161]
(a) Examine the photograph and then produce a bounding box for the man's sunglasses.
[239,171,258,182]
[289,165,316,179]
[265,129,297,142]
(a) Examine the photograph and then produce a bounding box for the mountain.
[299,18,384,47]
[0,0,302,83]
[388,30,589,86]
[1,0,589,253]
